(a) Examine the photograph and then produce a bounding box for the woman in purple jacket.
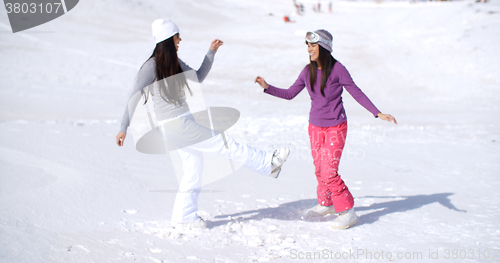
[255,29,397,229]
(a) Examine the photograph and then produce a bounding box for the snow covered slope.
[0,0,499,262]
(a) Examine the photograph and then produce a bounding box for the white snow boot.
[171,217,207,230]
[269,147,290,178]
[307,204,336,217]
[331,208,358,229]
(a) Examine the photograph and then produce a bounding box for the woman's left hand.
[377,113,397,124]
[210,39,224,51]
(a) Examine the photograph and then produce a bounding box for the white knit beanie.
[151,18,179,44]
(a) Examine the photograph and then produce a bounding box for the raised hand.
[210,39,224,51]
[255,76,269,90]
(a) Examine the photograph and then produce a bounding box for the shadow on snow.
[209,193,465,229]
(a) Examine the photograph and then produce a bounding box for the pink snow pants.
[308,121,354,213]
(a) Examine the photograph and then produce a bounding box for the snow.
[1,0,499,262]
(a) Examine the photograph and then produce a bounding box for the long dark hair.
[308,44,337,97]
[143,34,191,106]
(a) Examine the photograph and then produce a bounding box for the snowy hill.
[0,0,499,262]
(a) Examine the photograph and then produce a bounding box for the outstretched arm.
[256,66,308,100]
[179,39,223,83]
[338,64,380,117]
[338,63,397,124]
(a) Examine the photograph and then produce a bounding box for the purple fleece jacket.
[264,62,381,127]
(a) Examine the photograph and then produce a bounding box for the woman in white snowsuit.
[116,19,290,229]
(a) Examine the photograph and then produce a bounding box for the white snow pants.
[158,114,273,223]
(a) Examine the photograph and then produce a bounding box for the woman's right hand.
[116,132,126,146]
[254,76,269,90]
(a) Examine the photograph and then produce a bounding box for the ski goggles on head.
[305,31,320,43]
[305,30,333,52]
